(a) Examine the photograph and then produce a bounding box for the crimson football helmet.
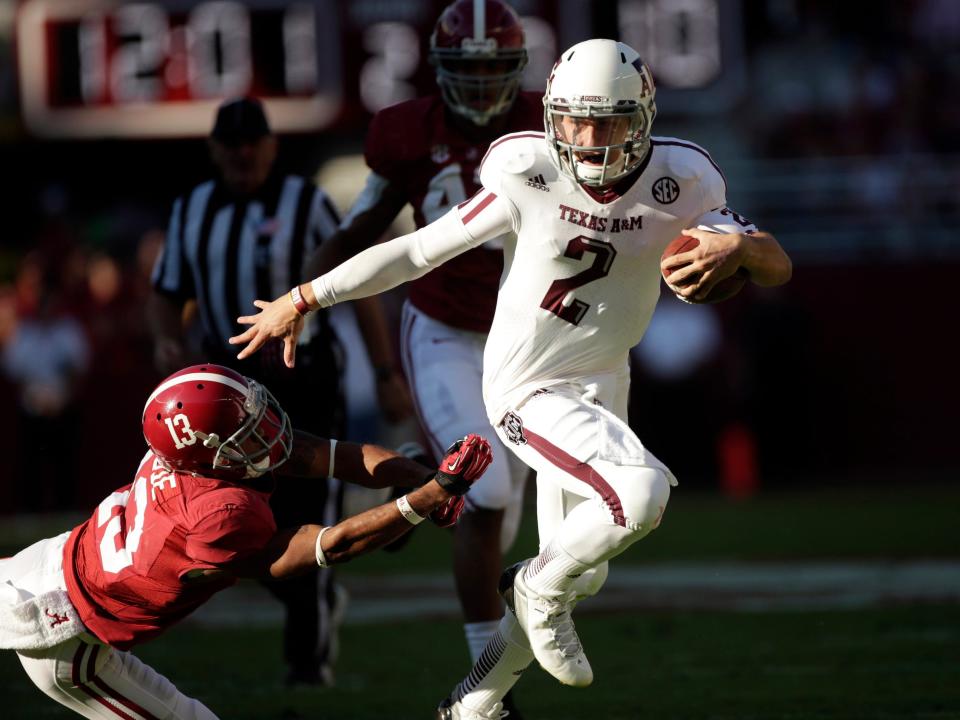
[142,364,292,480]
[429,0,528,125]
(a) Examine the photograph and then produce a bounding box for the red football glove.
[434,434,493,496]
[429,495,466,528]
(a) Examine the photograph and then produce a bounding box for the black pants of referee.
[208,335,346,685]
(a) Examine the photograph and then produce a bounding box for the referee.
[148,97,397,685]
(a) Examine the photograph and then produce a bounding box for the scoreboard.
[15,0,743,139]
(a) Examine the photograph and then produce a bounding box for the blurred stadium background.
[0,1,958,718]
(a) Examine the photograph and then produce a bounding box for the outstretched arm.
[228,197,513,366]
[237,434,493,579]
[283,430,432,489]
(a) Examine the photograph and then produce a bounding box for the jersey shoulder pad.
[650,136,727,207]
[365,96,442,178]
[479,132,545,191]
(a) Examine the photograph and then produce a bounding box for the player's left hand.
[434,434,493,496]
[429,495,466,528]
[661,228,745,303]
[229,295,304,368]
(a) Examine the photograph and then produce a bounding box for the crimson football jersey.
[62,451,276,649]
[364,91,543,332]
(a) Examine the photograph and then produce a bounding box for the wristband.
[315,526,331,568]
[396,494,426,525]
[289,285,310,316]
[435,470,472,496]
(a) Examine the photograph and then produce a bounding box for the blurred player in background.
[147,96,408,686]
[306,0,541,702]
[229,37,792,719]
[0,364,491,719]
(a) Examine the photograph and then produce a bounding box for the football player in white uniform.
[230,39,792,719]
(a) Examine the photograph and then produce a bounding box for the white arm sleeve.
[310,197,512,308]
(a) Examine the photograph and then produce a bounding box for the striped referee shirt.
[152,173,340,356]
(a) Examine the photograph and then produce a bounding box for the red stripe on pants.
[92,675,161,720]
[523,427,626,527]
[71,641,161,720]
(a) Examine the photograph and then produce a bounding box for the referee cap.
[211,97,271,145]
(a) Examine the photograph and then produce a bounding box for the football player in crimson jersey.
[232,38,792,719]
[304,0,543,697]
[0,364,492,719]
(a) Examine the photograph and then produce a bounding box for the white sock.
[464,620,500,664]
[455,612,533,711]
[522,539,592,600]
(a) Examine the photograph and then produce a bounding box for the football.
[661,234,749,304]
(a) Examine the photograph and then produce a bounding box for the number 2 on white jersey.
[97,476,148,574]
[540,235,617,325]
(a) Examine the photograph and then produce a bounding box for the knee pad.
[614,466,671,538]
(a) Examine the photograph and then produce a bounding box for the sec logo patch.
[652,177,680,204]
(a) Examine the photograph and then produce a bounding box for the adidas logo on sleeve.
[525,173,550,191]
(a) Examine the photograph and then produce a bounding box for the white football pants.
[452,367,675,712]
[496,366,675,594]
[2,534,218,720]
[401,301,528,548]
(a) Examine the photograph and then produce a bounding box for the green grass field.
[2,483,959,719]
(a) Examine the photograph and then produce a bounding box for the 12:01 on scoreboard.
[17,0,343,138]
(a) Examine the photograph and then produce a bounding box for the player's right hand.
[229,295,305,368]
[434,434,493,496]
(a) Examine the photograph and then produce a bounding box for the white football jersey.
[465,131,757,423]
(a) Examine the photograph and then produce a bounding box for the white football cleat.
[499,560,593,687]
[436,697,507,719]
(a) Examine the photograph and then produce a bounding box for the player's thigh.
[19,637,219,720]
[0,531,71,594]
[18,638,102,719]
[498,385,672,531]
[401,304,485,454]
[98,642,219,719]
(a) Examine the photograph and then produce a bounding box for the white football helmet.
[544,39,657,187]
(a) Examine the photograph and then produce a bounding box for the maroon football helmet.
[430,0,528,125]
[142,364,292,480]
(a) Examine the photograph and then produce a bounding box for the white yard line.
[188,560,960,628]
